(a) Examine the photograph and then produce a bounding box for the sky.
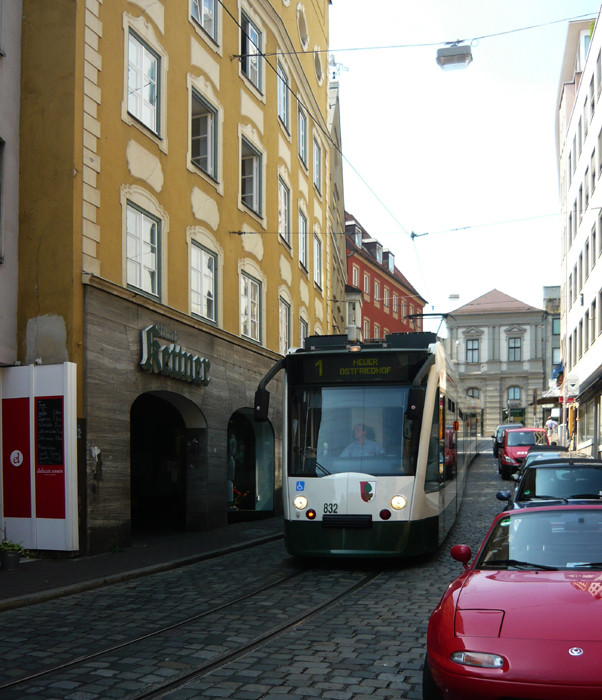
[328,0,601,333]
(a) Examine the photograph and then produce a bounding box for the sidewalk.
[0,516,284,611]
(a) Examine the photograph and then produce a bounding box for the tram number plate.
[323,503,338,514]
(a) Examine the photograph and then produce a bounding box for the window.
[313,138,322,193]
[508,337,521,362]
[592,227,597,270]
[466,339,479,363]
[278,178,290,244]
[128,31,160,133]
[191,243,216,321]
[126,203,160,297]
[298,107,307,165]
[279,298,290,354]
[191,92,216,178]
[508,386,521,401]
[277,62,289,130]
[363,273,370,295]
[374,280,380,305]
[313,235,322,288]
[374,323,380,339]
[241,139,261,214]
[240,272,261,341]
[363,318,370,339]
[298,210,308,268]
[300,317,308,345]
[552,318,560,335]
[384,287,390,308]
[191,0,216,41]
[240,13,262,90]
[467,388,480,398]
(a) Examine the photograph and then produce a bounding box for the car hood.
[504,445,530,459]
[456,570,602,640]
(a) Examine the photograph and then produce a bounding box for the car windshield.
[507,430,547,447]
[477,509,602,570]
[517,466,602,501]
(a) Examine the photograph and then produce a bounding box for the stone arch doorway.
[130,391,206,534]
[227,408,275,521]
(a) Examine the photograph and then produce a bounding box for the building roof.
[450,289,543,316]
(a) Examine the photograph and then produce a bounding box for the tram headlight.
[390,495,407,510]
[293,495,308,510]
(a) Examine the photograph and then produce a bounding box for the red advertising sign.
[1,397,32,518]
[34,396,65,519]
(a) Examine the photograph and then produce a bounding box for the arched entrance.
[130,392,206,534]
[227,408,275,521]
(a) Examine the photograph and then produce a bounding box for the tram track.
[0,566,382,699]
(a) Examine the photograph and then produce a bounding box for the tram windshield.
[288,385,416,477]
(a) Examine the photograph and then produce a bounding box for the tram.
[255,332,480,558]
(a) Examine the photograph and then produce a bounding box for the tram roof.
[298,332,439,353]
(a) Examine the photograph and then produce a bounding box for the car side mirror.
[496,490,511,502]
[450,544,472,568]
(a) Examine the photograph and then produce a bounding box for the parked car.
[496,457,602,509]
[498,427,548,480]
[491,422,523,458]
[513,446,587,479]
[423,505,602,700]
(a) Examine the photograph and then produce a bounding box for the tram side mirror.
[406,387,424,421]
[254,389,270,422]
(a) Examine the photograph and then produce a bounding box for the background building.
[3,0,342,554]
[445,289,557,436]
[557,16,602,457]
[344,212,426,340]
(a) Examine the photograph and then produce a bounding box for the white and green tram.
[255,332,480,558]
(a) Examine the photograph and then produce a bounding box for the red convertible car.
[424,505,602,699]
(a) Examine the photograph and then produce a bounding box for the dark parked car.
[491,422,523,458]
[496,457,602,509]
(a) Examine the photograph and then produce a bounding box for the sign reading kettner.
[140,325,211,385]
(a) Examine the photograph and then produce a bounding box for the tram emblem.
[360,481,376,502]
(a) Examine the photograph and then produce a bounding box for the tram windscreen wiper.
[529,495,568,502]
[566,493,602,499]
[481,558,559,570]
[296,447,331,475]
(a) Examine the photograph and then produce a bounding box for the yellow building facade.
[17,0,342,553]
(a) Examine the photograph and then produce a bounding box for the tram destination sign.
[292,351,426,385]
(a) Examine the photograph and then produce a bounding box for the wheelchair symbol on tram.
[296,481,305,492]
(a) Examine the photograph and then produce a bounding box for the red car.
[424,505,602,699]
[498,427,549,480]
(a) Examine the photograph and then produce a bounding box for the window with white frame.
[191,91,217,179]
[277,62,289,130]
[190,242,216,322]
[508,337,521,362]
[374,323,380,339]
[508,386,521,402]
[313,234,322,288]
[352,265,359,287]
[363,273,370,295]
[126,202,160,297]
[374,280,380,304]
[191,0,217,41]
[278,178,290,244]
[300,317,308,345]
[384,287,390,308]
[313,138,322,193]
[241,138,261,214]
[240,272,261,341]
[240,12,262,90]
[279,297,290,354]
[298,210,308,268]
[128,31,160,133]
[298,107,307,165]
[363,318,370,339]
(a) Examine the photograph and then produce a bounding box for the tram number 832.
[324,503,338,513]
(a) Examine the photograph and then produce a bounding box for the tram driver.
[340,423,385,458]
